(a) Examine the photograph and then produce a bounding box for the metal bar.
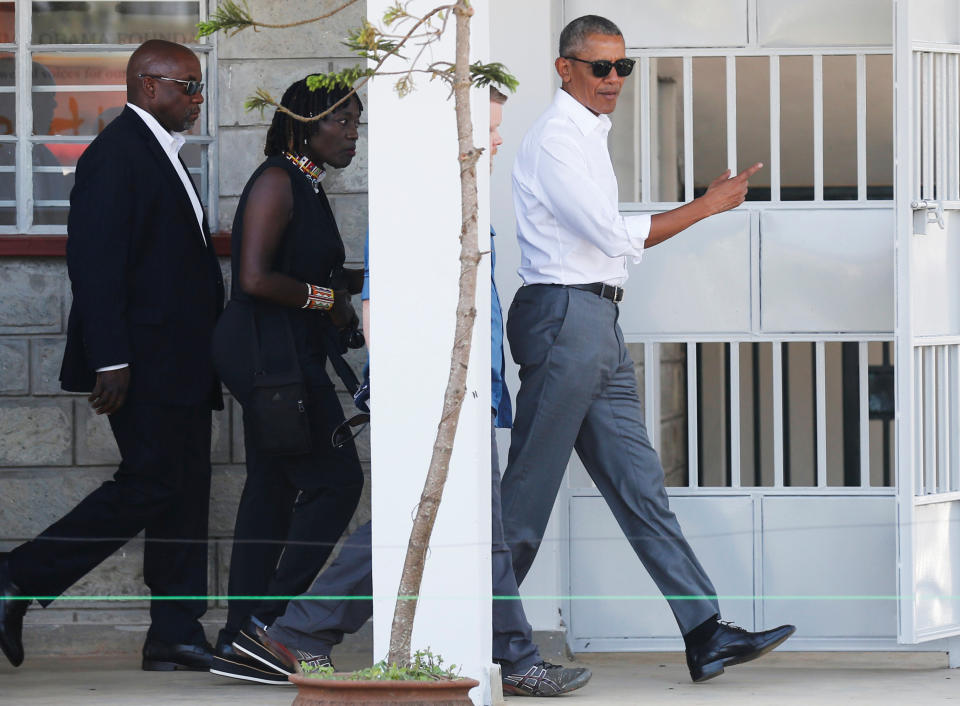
[923,52,934,200]
[816,342,827,487]
[621,47,896,58]
[633,67,641,203]
[769,55,781,203]
[729,342,741,488]
[683,56,693,202]
[204,30,219,232]
[15,0,31,232]
[750,210,761,333]
[911,42,960,55]
[772,342,784,488]
[914,53,923,199]
[936,53,947,200]
[813,54,824,201]
[951,346,960,492]
[859,341,870,487]
[687,342,699,488]
[950,54,959,200]
[644,342,660,452]
[31,85,126,92]
[924,347,937,494]
[726,55,737,174]
[857,54,867,201]
[937,346,950,493]
[27,44,213,53]
[640,56,652,203]
[620,331,896,345]
[915,349,925,496]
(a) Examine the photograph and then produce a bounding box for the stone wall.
[0,0,371,657]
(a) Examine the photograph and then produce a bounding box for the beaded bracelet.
[302,283,334,311]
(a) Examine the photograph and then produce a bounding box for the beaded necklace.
[283,152,326,194]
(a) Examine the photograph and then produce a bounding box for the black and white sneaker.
[501,661,592,696]
[232,616,334,675]
[209,641,292,686]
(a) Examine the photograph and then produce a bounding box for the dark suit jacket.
[60,106,224,409]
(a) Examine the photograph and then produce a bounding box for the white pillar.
[367,1,493,703]
[490,0,567,637]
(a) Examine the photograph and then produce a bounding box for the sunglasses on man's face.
[563,56,636,78]
[138,73,204,96]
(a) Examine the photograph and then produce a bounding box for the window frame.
[0,0,219,254]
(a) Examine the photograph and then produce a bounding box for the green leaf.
[243,88,277,116]
[305,66,375,93]
[382,1,409,26]
[196,0,254,38]
[469,61,519,92]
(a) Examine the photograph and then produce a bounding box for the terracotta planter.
[289,673,480,705]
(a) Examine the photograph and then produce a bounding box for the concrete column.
[367,1,493,703]
[490,0,566,638]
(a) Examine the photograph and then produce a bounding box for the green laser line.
[10,594,958,601]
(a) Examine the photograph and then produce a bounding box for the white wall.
[490,0,568,636]
[368,1,492,702]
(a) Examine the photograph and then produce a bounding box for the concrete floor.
[0,652,957,705]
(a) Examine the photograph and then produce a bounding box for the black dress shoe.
[209,638,292,685]
[232,616,333,676]
[0,559,28,668]
[142,638,214,671]
[686,621,796,682]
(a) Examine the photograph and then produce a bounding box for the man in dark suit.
[0,40,223,671]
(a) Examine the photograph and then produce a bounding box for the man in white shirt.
[0,40,223,672]
[501,14,795,683]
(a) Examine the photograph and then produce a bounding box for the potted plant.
[200,1,516,701]
[291,649,478,705]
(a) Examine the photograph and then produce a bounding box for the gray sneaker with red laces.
[501,661,592,696]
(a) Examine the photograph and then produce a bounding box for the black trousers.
[9,401,212,644]
[219,383,364,644]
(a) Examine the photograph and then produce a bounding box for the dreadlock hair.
[264,76,364,157]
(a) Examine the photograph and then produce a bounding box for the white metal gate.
[561,0,912,650]
[894,0,960,651]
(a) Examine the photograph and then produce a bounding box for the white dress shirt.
[95,104,207,373]
[512,89,650,287]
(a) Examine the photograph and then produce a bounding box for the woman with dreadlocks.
[209,77,365,683]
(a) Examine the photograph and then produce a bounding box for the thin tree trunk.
[387,0,481,667]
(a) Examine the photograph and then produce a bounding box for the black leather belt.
[566,282,625,303]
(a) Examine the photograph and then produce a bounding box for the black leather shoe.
[142,638,214,671]
[686,621,796,682]
[209,637,293,685]
[0,558,28,668]
[232,616,333,676]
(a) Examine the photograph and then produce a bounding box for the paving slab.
[0,652,955,705]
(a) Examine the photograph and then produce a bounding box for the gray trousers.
[500,285,720,634]
[268,418,541,673]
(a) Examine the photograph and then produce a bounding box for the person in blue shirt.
[209,86,593,698]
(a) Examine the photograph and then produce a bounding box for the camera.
[340,325,365,350]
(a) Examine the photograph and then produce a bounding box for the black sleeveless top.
[227,155,347,386]
[230,154,345,301]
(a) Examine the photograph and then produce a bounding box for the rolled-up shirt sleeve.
[537,135,649,262]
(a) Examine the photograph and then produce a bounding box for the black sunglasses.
[138,73,204,96]
[562,56,636,78]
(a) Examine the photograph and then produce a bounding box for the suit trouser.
[268,419,542,674]
[9,401,212,644]
[501,285,720,635]
[220,383,364,643]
